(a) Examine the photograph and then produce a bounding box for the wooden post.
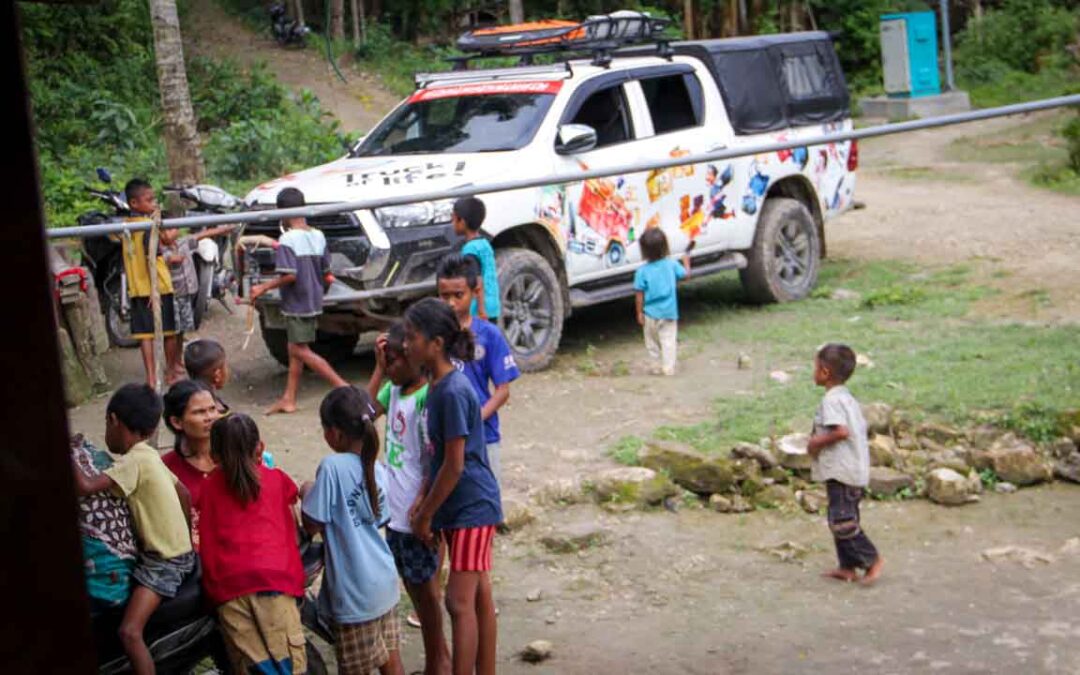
[293,0,306,26]
[683,0,695,40]
[147,208,165,396]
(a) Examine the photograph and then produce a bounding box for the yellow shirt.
[121,218,174,298]
[105,442,192,558]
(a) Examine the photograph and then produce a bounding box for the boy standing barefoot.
[250,188,347,414]
[807,343,884,586]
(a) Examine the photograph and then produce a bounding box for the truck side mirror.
[556,124,598,155]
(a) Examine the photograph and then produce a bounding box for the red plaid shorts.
[442,525,496,572]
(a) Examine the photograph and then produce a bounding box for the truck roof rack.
[415,62,574,88]
[453,11,673,68]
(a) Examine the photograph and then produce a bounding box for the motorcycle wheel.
[193,259,214,330]
[103,279,138,349]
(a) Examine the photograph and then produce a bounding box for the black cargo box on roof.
[622,31,850,135]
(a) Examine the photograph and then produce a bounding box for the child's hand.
[412,513,436,548]
[374,333,389,370]
[249,284,266,302]
[636,312,645,326]
[298,480,315,499]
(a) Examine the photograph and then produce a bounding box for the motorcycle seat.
[147,563,208,632]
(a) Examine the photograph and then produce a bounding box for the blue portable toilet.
[879,11,941,98]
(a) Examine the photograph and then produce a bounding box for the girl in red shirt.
[162,380,220,549]
[198,414,307,673]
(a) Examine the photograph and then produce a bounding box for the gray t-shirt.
[811,385,869,487]
[275,227,331,317]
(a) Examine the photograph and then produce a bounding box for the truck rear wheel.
[739,197,821,304]
[260,316,359,368]
[496,247,564,372]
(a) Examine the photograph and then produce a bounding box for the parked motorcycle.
[94,539,329,674]
[77,171,242,348]
[162,184,242,329]
[79,168,136,348]
[270,2,310,47]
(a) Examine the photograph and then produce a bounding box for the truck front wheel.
[260,316,359,368]
[739,197,821,303]
[496,247,564,372]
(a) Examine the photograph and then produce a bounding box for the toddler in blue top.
[633,228,692,376]
[453,196,501,322]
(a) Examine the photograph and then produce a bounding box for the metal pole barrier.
[46,93,1080,239]
[940,0,955,91]
[147,210,165,397]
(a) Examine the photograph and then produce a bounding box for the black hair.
[106,384,162,437]
[163,379,214,453]
[184,339,227,380]
[384,320,407,356]
[319,386,381,519]
[210,414,262,504]
[124,178,153,204]
[817,343,857,383]
[453,196,486,232]
[639,227,670,262]
[436,253,480,289]
[276,187,305,209]
[404,297,475,362]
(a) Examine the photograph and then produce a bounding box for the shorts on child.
[386,528,439,585]
[130,295,178,340]
[173,294,195,333]
[335,609,400,675]
[443,525,496,573]
[132,550,195,598]
[285,315,317,345]
[217,592,307,674]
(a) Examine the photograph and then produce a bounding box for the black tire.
[192,259,213,330]
[103,278,138,349]
[305,641,329,675]
[260,315,359,368]
[496,247,564,372]
[739,197,821,304]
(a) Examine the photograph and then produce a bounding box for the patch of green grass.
[661,259,1080,452]
[879,166,974,182]
[861,285,926,309]
[979,468,1001,490]
[997,402,1067,444]
[608,436,644,466]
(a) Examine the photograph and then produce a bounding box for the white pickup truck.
[242,14,857,371]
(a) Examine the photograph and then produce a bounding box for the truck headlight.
[375,200,454,228]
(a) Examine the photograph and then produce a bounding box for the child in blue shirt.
[633,228,692,376]
[301,386,403,675]
[436,254,520,487]
[453,197,501,323]
[403,297,501,675]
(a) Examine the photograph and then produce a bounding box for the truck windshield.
[353,92,557,156]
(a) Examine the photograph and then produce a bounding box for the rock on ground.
[731,442,778,470]
[1053,454,1080,484]
[917,422,964,445]
[869,467,916,497]
[520,640,554,663]
[994,482,1018,494]
[776,433,812,472]
[640,441,738,495]
[502,498,537,531]
[540,524,608,554]
[753,484,796,509]
[589,466,678,507]
[1050,437,1078,460]
[869,434,900,468]
[796,488,826,514]
[710,493,753,513]
[926,468,982,506]
[862,402,894,436]
[987,436,1052,486]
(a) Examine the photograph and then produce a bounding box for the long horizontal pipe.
[46,93,1080,239]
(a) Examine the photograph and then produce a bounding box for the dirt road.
[182,0,401,135]
[67,114,1080,673]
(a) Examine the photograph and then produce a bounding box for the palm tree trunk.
[684,0,695,39]
[148,0,204,186]
[351,0,365,45]
[292,0,306,26]
[509,0,524,24]
[330,0,345,40]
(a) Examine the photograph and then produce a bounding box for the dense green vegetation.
[22,0,347,227]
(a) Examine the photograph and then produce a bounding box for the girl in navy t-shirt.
[403,297,501,675]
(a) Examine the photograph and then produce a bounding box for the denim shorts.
[132,550,196,598]
[386,528,439,585]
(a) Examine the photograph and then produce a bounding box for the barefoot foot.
[265,399,298,415]
[822,568,858,583]
[861,557,885,586]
